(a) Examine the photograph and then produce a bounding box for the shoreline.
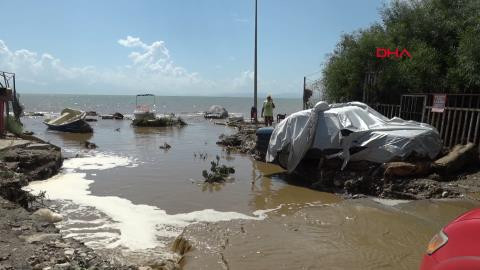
[2,117,479,270]
[0,134,176,270]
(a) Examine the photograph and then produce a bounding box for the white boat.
[44,108,93,133]
[134,94,156,120]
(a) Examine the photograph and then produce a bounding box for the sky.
[0,0,386,98]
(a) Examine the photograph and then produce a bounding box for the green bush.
[202,155,235,183]
[6,116,23,135]
[322,0,480,103]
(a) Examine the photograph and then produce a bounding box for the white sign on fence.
[432,94,446,113]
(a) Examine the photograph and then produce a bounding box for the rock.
[159,143,172,150]
[26,144,51,150]
[84,141,97,149]
[53,262,70,269]
[171,235,192,255]
[21,233,60,244]
[1,147,63,182]
[101,115,114,119]
[433,143,479,176]
[384,161,431,178]
[217,134,242,147]
[32,209,63,223]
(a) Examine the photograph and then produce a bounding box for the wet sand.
[22,114,480,269]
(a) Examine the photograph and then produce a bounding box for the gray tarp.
[266,101,442,172]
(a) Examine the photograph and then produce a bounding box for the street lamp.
[253,0,258,123]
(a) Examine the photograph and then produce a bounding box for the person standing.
[261,95,275,126]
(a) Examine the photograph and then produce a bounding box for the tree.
[322,0,480,103]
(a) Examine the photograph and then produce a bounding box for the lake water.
[21,94,479,269]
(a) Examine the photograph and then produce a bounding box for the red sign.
[376,48,412,59]
[432,94,447,113]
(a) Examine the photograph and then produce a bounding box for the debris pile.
[132,117,187,127]
[294,143,480,200]
[216,123,259,158]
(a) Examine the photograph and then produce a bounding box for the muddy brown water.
[22,115,480,269]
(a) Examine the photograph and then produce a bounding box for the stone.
[21,233,60,244]
[26,144,51,150]
[171,235,192,255]
[53,262,70,269]
[159,143,172,150]
[84,141,97,149]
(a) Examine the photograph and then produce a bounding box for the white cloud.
[0,38,301,97]
[0,37,211,94]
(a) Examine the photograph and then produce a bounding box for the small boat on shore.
[44,108,93,133]
[134,94,156,120]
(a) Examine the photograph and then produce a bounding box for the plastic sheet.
[266,102,442,172]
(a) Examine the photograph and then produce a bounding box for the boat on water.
[204,105,229,119]
[134,94,156,120]
[44,108,93,133]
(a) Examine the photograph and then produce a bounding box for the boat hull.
[45,119,93,133]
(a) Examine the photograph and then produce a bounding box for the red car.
[420,208,480,270]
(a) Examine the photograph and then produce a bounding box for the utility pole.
[253,0,258,122]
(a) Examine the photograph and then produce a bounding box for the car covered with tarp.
[266,101,442,172]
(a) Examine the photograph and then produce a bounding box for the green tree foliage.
[323,0,480,103]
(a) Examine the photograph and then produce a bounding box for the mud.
[179,199,480,270]
[216,122,263,160]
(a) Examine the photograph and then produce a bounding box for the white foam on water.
[63,153,137,170]
[252,204,284,219]
[27,153,267,251]
[372,198,410,206]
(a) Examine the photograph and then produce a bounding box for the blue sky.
[0,0,386,97]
